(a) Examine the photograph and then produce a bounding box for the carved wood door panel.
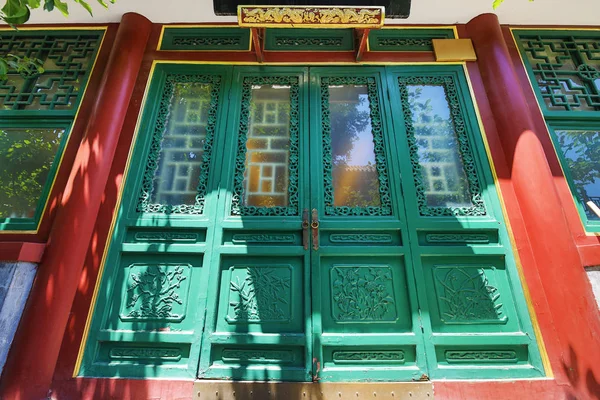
[80,64,545,382]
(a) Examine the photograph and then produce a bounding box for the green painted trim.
[547,122,600,232]
[0,120,73,231]
[368,29,455,52]
[160,27,251,51]
[264,29,354,51]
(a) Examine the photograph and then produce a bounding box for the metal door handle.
[311,208,319,251]
[302,209,309,250]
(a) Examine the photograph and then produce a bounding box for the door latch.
[311,208,319,251]
[302,208,309,250]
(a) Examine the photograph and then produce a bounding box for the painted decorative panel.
[137,74,221,214]
[119,263,192,322]
[330,266,397,322]
[368,29,455,52]
[445,350,518,363]
[231,75,300,216]
[0,31,103,111]
[329,233,392,243]
[160,27,251,51]
[320,76,392,216]
[432,266,506,324]
[425,233,490,244]
[397,76,485,216]
[226,266,292,323]
[221,349,295,363]
[109,347,183,361]
[231,233,295,244]
[332,350,405,364]
[515,32,600,112]
[264,29,354,51]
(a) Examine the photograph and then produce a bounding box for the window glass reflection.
[554,129,600,220]
[329,85,381,208]
[150,83,211,205]
[242,84,291,208]
[407,85,473,208]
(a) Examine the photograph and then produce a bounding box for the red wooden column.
[467,13,600,398]
[0,12,152,400]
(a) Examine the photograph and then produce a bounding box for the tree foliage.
[0,128,63,218]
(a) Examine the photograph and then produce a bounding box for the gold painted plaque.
[238,6,385,28]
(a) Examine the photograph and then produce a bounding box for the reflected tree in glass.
[328,85,381,208]
[0,128,63,219]
[407,85,473,209]
[554,129,600,220]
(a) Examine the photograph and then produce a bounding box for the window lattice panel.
[518,34,600,112]
[0,32,103,111]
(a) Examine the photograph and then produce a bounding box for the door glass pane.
[0,127,64,219]
[329,85,381,208]
[407,85,473,208]
[554,129,600,221]
[149,82,212,206]
[242,84,291,208]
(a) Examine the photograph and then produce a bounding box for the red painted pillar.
[467,13,600,398]
[0,12,151,400]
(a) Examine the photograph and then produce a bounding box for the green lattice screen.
[515,31,600,112]
[514,29,600,232]
[0,29,104,231]
[0,30,104,112]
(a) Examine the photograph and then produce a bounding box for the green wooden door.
[80,64,545,382]
[308,67,426,381]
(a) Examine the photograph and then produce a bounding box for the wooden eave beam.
[356,28,371,62]
[251,27,264,63]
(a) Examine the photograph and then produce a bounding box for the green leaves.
[2,0,31,25]
[1,0,117,25]
[0,54,44,81]
[52,0,68,16]
[492,0,504,9]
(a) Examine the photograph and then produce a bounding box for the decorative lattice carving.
[320,76,392,216]
[518,34,600,111]
[231,76,300,216]
[172,36,241,47]
[332,351,405,363]
[397,76,486,217]
[137,74,221,214]
[0,32,102,111]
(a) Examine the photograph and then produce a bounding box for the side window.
[514,30,600,231]
[0,30,104,231]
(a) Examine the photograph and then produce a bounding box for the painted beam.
[0,12,152,400]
